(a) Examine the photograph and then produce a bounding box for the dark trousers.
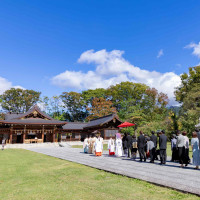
[185,148,190,164]
[139,147,146,161]
[155,149,159,160]
[172,147,178,161]
[127,147,132,158]
[178,147,185,164]
[160,149,166,164]
[150,148,155,162]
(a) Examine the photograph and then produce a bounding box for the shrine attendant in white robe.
[108,138,115,155]
[92,136,97,154]
[95,136,103,156]
[115,133,123,157]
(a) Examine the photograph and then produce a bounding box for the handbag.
[132,142,137,148]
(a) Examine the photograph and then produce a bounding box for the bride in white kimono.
[115,133,123,157]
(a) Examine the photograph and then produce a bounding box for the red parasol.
[117,122,135,128]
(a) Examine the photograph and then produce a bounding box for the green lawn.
[0,149,198,200]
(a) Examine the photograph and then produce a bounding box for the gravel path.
[25,146,200,196]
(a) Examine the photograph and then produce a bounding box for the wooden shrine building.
[62,114,122,141]
[0,105,66,144]
[0,105,122,144]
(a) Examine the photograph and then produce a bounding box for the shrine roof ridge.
[84,114,121,129]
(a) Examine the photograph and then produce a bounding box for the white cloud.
[0,77,12,94]
[52,49,181,105]
[157,49,164,58]
[185,42,200,58]
[0,76,24,95]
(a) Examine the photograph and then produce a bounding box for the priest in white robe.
[95,136,103,156]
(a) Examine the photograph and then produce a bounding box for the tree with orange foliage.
[86,97,117,121]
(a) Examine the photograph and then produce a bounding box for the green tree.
[107,82,169,126]
[0,112,5,120]
[107,82,148,111]
[60,92,86,121]
[81,88,107,106]
[0,88,41,112]
[175,66,200,135]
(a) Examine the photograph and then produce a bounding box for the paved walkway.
[25,146,200,196]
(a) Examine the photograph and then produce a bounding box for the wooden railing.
[24,139,43,144]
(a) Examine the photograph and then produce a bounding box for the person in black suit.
[150,131,157,160]
[150,131,157,148]
[137,131,146,162]
[126,132,132,158]
[159,130,168,165]
[122,133,128,157]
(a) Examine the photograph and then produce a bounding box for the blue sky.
[0,0,200,104]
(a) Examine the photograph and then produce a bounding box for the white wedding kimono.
[115,138,123,157]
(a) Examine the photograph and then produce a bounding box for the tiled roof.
[5,113,24,120]
[63,122,88,130]
[84,114,121,129]
[1,105,66,125]
[17,105,53,120]
[0,118,66,125]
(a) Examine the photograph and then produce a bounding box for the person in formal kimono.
[92,135,97,154]
[88,136,93,154]
[131,135,137,160]
[83,136,89,153]
[95,136,103,156]
[171,134,178,162]
[108,138,115,155]
[115,133,123,157]
[191,131,200,169]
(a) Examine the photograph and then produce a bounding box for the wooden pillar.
[9,125,13,144]
[58,133,61,142]
[42,125,44,143]
[23,132,25,143]
[23,125,26,143]
[103,129,106,140]
[57,132,60,142]
[53,126,56,143]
